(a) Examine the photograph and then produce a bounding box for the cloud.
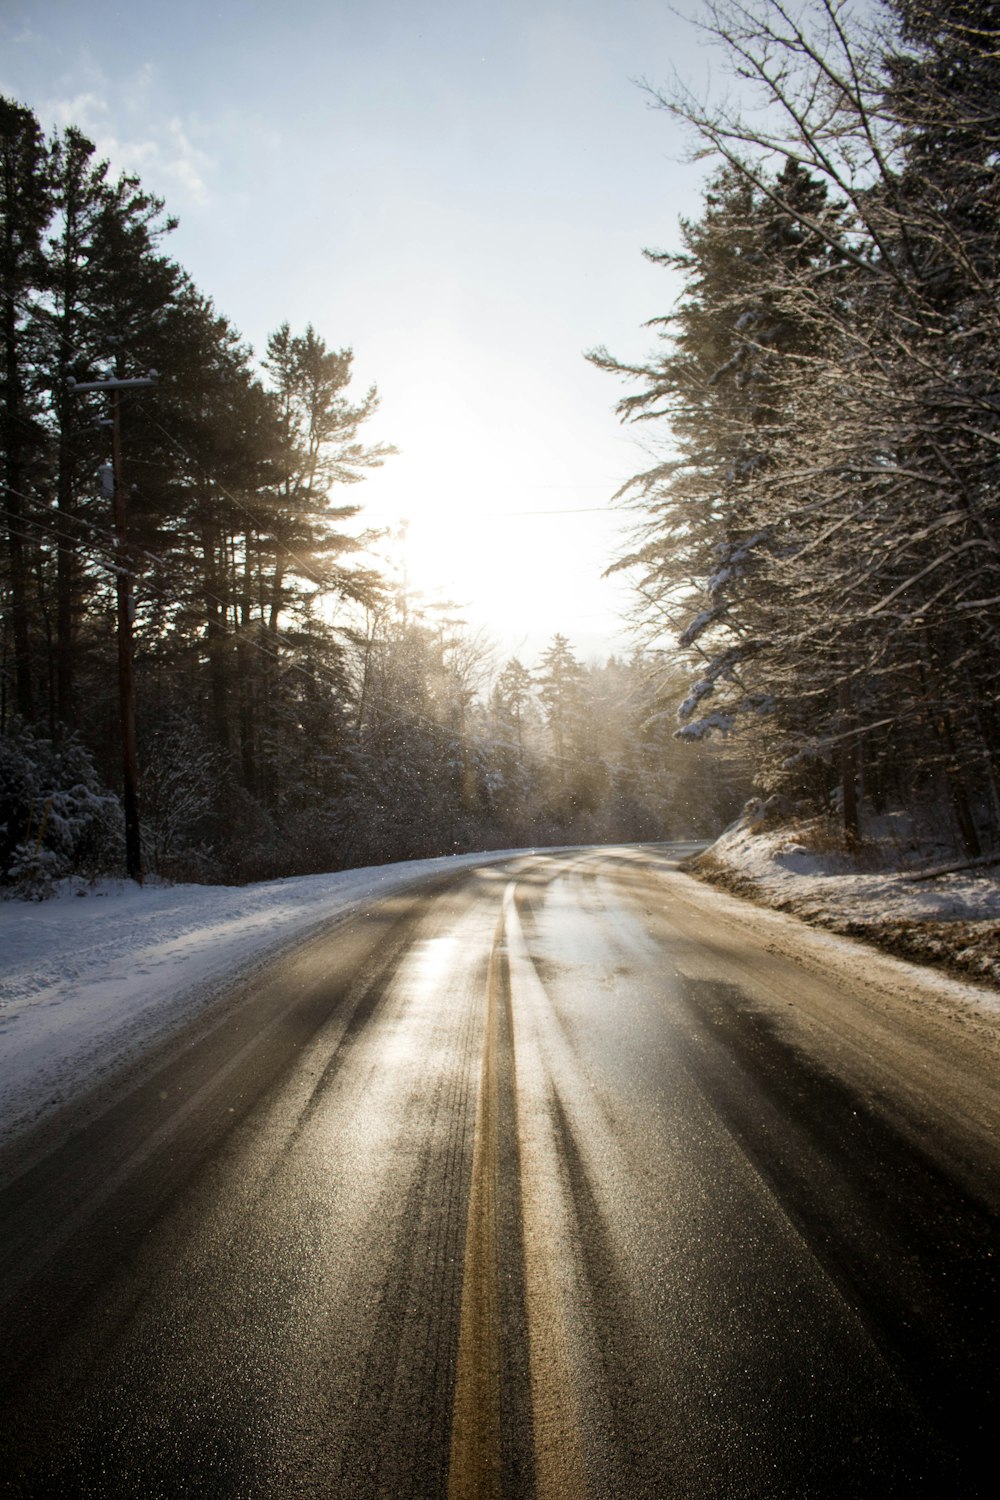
[42,59,214,208]
[158,116,212,204]
[124,61,155,116]
[46,88,108,135]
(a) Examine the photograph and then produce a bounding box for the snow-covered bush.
[0,723,123,897]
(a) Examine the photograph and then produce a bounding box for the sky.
[0,0,720,664]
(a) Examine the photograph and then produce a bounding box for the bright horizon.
[1,0,718,663]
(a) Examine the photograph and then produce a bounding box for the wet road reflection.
[1,844,997,1498]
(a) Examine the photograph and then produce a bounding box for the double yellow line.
[447,887,586,1500]
[447,910,505,1498]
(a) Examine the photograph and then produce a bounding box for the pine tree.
[590,160,840,785]
[595,0,1000,852]
[262,323,390,631]
[0,99,51,721]
[45,126,113,727]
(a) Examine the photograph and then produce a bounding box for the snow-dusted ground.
[694,806,1000,991]
[0,850,521,1152]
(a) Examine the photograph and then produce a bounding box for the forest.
[0,95,738,892]
[3,0,998,894]
[592,0,1000,860]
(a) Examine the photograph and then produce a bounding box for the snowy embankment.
[691,804,1000,991]
[0,850,518,1152]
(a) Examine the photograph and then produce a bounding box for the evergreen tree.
[0,99,51,721]
[262,323,390,631]
[595,0,1000,853]
[590,160,840,792]
[45,126,114,727]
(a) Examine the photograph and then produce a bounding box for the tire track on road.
[448,884,587,1499]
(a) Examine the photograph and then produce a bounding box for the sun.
[348,351,632,658]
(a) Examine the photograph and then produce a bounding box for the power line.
[3,481,172,574]
[136,403,370,603]
[4,480,378,705]
[486,506,616,517]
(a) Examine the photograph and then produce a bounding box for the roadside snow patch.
[0,851,522,1149]
[694,810,1000,989]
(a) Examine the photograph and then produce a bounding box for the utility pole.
[68,368,157,883]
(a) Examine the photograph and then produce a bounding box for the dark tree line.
[592,0,1000,856]
[1,98,735,892]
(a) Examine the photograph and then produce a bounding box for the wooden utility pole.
[68,369,157,882]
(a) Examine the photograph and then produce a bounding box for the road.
[1,844,998,1498]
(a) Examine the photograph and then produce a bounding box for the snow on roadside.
[0,850,521,1151]
[3,829,997,1161]
[692,804,1000,991]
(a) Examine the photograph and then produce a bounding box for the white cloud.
[160,116,212,203]
[123,60,155,115]
[42,59,213,208]
[46,88,108,135]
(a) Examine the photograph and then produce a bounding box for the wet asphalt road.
[0,845,998,1498]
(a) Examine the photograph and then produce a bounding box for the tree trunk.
[202,520,230,752]
[55,418,77,725]
[2,292,33,720]
[237,541,256,793]
[940,711,981,859]
[839,680,860,843]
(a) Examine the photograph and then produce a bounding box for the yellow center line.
[448,888,587,1500]
[447,911,504,1500]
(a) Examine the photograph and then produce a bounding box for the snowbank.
[692,804,1000,989]
[0,850,521,1151]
